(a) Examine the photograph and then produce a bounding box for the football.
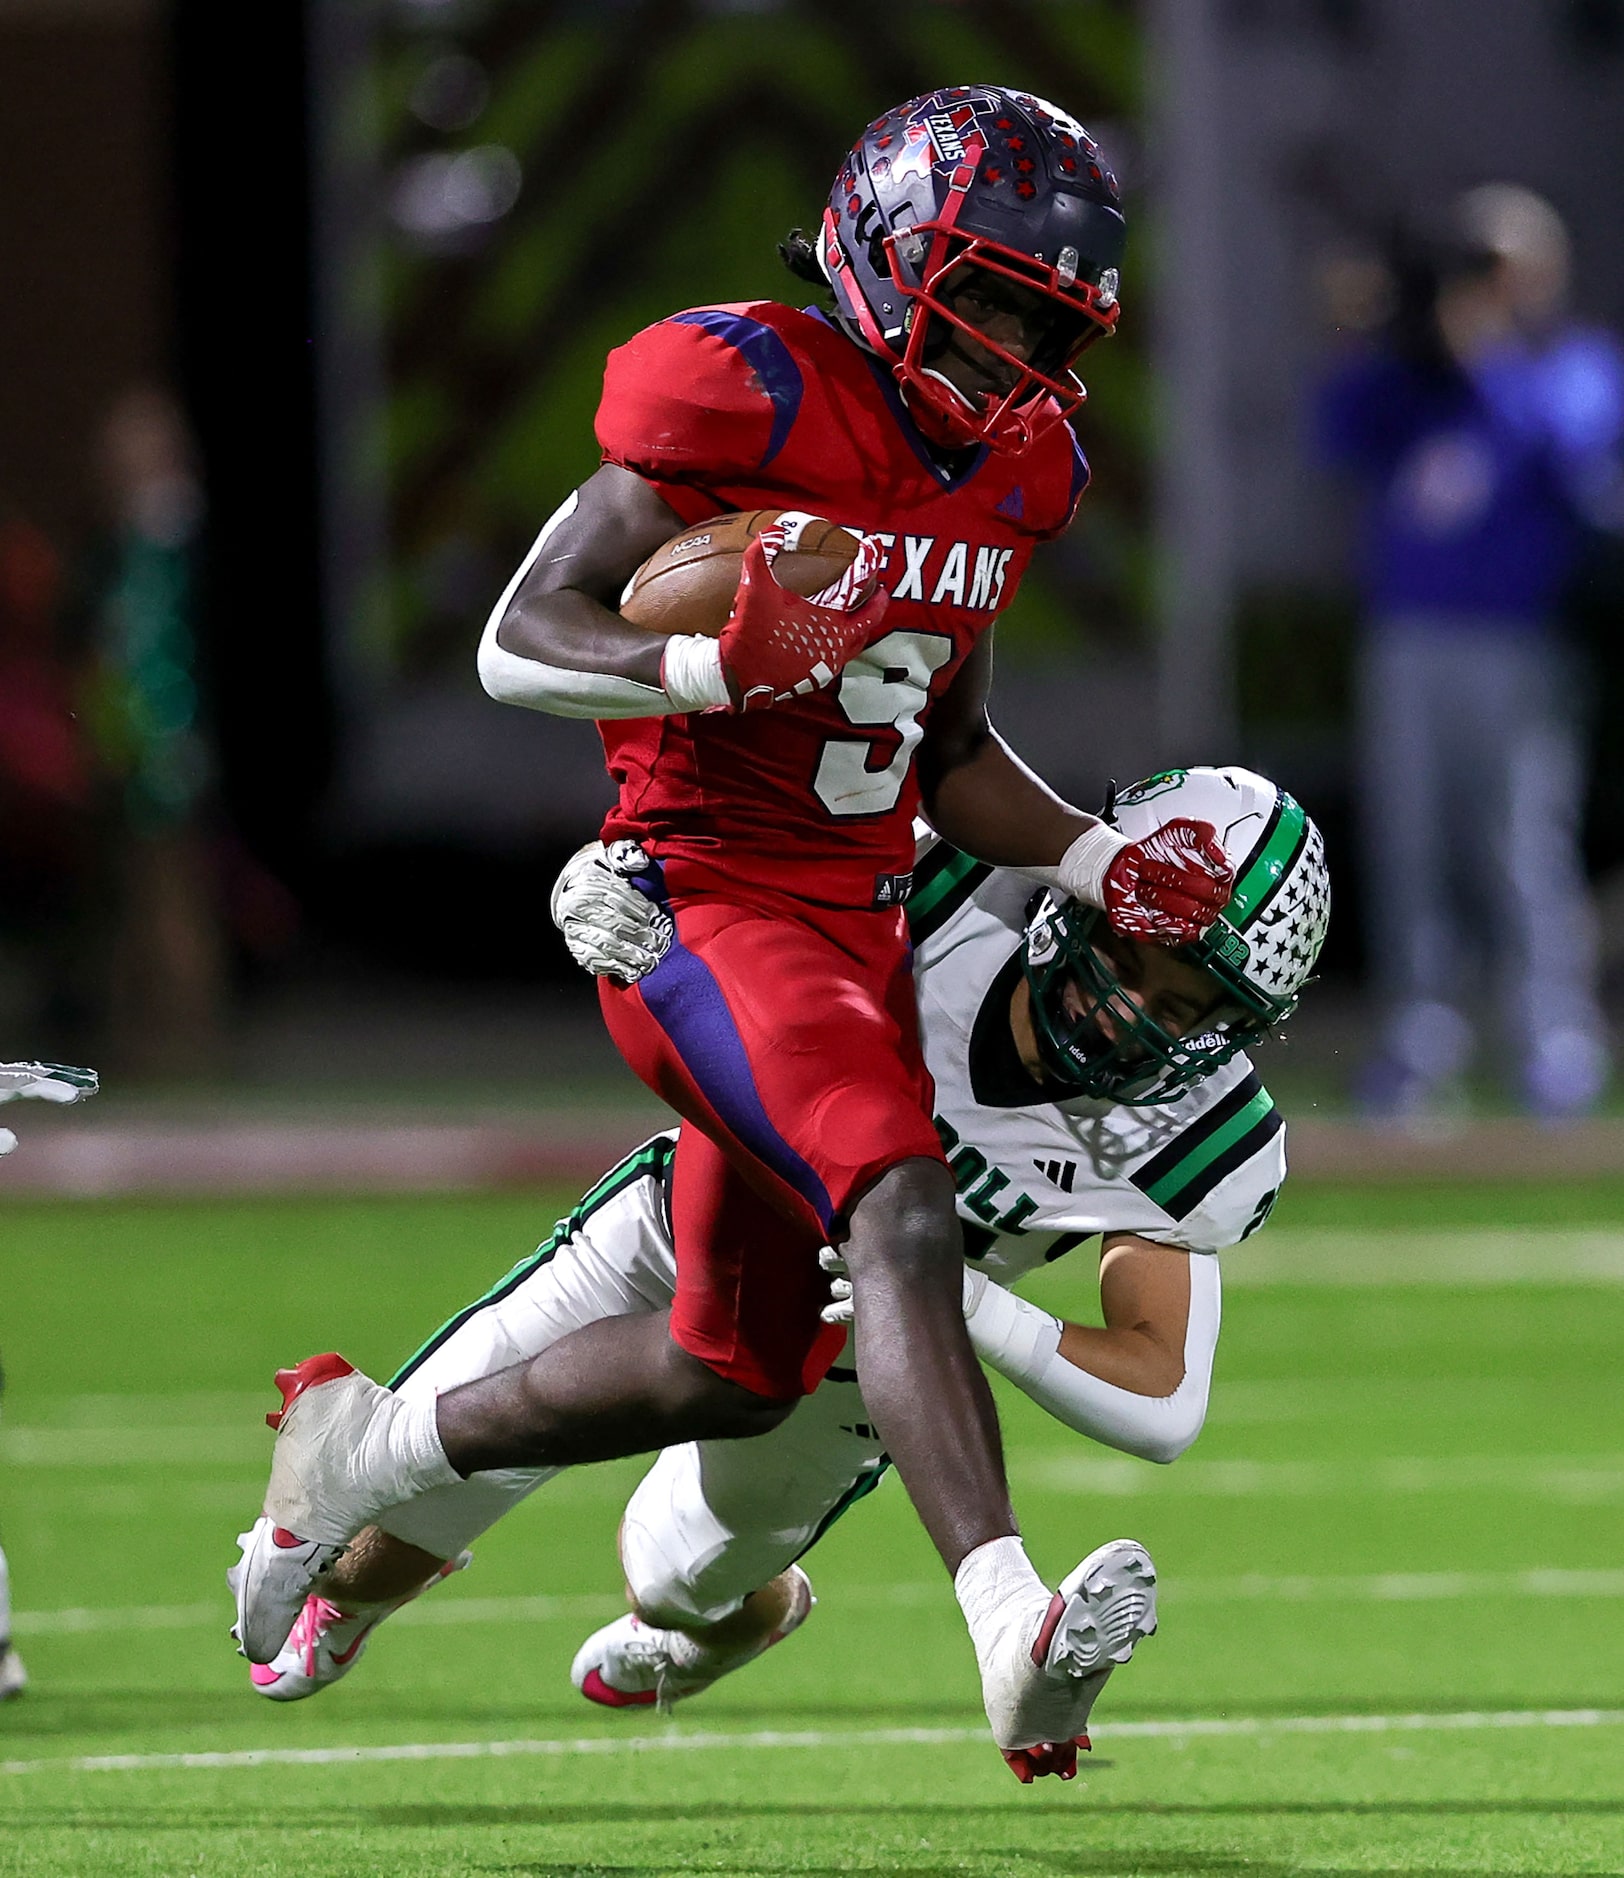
[619,509,866,637]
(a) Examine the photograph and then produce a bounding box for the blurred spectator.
[1314,184,1624,1121]
[79,385,228,1078]
[0,510,96,1050]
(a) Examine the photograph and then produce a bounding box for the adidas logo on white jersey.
[1034,1157,1078,1193]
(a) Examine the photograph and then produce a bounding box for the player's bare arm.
[490,463,686,690]
[483,466,888,716]
[918,641,1235,945]
[1060,1236,1193,1398]
[917,635,1099,866]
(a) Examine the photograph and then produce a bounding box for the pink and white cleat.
[248,1550,471,1702]
[229,1352,424,1664]
[571,1566,815,1712]
[229,1515,351,1667]
[983,1538,1158,1784]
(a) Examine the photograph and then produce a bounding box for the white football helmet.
[1025,766,1331,1103]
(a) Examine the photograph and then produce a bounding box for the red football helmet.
[820,85,1125,454]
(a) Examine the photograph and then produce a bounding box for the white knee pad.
[620,1376,888,1628]
[619,1446,753,1629]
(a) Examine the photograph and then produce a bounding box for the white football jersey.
[907,841,1287,1286]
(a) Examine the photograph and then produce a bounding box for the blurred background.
[4,0,1624,1187]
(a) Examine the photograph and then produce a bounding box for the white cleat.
[229,1352,405,1664]
[0,1644,26,1702]
[571,1565,815,1713]
[248,1550,471,1702]
[982,1538,1158,1783]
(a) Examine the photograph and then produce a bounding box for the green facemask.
[1022,901,1294,1105]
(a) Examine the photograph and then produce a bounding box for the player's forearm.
[481,588,670,719]
[921,730,1140,912]
[478,470,718,718]
[920,724,1097,867]
[1055,1321,1186,1397]
[963,1258,1218,1464]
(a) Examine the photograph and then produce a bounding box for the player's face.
[1067,927,1230,1050]
[932,267,1077,403]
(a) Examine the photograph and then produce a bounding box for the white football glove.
[549,840,673,984]
[818,1245,987,1327]
[0,1061,99,1157]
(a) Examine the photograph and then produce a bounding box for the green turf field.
[1,1173,1622,1876]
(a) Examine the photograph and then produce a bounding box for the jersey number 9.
[813,630,955,818]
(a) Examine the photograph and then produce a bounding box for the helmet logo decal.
[927,107,975,161]
[893,104,979,185]
[1115,769,1190,806]
[893,123,938,186]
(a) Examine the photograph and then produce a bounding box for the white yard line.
[0,1428,271,1467]
[16,1565,1624,1640]
[1015,1452,1624,1499]
[1170,1566,1624,1602]
[7,1423,1622,1499]
[1222,1227,1624,1287]
[2,1708,1620,1778]
[11,1590,624,1637]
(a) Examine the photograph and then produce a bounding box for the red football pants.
[599,883,946,1399]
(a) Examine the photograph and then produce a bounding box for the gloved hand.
[716,520,890,711]
[1058,817,1233,946]
[0,1061,99,1157]
[818,1245,852,1325]
[1102,818,1233,944]
[819,1246,987,1327]
[548,840,673,984]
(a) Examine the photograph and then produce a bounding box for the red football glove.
[718,526,889,711]
[1103,817,1234,946]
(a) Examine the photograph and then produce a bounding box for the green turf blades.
[0,1181,1621,1873]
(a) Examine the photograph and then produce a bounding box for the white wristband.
[1048,822,1132,909]
[660,634,730,713]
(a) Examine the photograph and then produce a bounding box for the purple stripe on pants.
[636,938,835,1231]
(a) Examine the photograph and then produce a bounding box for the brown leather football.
[619,509,864,637]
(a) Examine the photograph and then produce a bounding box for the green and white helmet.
[1024,766,1331,1104]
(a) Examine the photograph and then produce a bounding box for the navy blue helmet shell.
[820,85,1126,452]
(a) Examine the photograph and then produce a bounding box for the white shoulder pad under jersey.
[905,840,1287,1287]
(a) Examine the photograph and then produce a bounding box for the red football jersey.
[594,300,1089,910]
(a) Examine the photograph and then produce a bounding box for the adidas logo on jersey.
[1034,1157,1078,1192]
